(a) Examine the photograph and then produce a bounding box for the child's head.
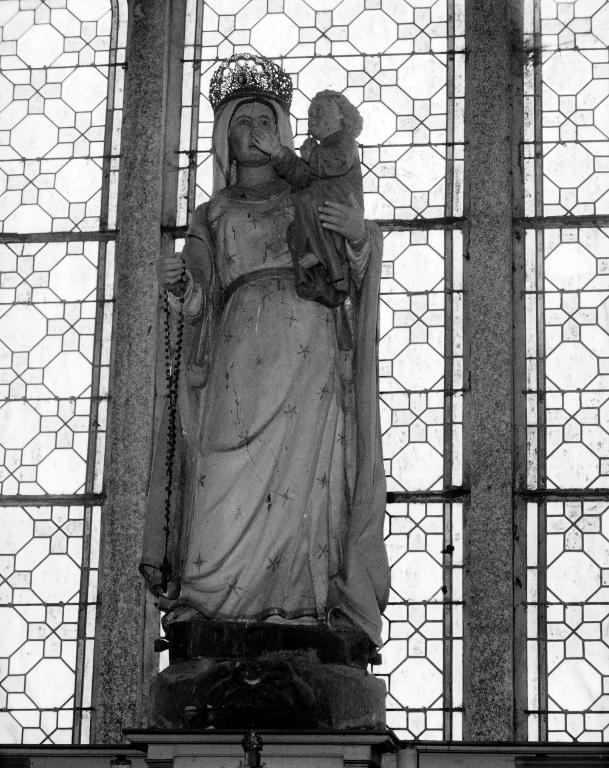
[308,90,363,141]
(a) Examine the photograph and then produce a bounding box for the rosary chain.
[161,264,186,592]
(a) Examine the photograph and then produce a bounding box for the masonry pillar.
[92,0,185,742]
[462,0,523,740]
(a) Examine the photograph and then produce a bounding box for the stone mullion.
[462,0,522,740]
[512,0,529,741]
[91,0,186,743]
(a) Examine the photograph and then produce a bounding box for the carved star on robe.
[262,239,274,263]
[285,310,299,327]
[193,553,206,570]
[225,250,236,266]
[283,403,297,418]
[297,344,311,359]
[223,330,234,343]
[227,580,244,596]
[255,355,266,366]
[337,433,345,445]
[238,428,252,445]
[199,474,206,487]
[234,506,245,520]
[317,472,329,489]
[278,487,294,508]
[266,554,282,573]
[318,383,330,399]
[317,544,329,560]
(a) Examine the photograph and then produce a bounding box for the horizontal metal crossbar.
[163,218,465,238]
[516,489,609,500]
[0,493,105,507]
[183,51,468,64]
[0,231,117,244]
[387,488,468,503]
[517,214,609,228]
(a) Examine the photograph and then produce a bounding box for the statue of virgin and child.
[141,54,389,653]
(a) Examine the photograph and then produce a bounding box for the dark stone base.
[149,618,386,730]
[164,617,377,668]
[149,651,386,730]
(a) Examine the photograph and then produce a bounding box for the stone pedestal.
[148,619,386,730]
[125,729,398,768]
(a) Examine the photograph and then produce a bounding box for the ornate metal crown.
[209,53,293,113]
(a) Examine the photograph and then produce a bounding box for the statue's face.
[229,101,276,165]
[308,97,342,140]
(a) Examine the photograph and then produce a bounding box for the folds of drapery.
[327,222,389,646]
[140,212,389,646]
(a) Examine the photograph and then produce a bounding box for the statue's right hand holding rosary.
[157,253,187,295]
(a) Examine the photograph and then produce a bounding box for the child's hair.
[313,90,363,138]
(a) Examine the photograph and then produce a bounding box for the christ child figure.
[253,89,364,308]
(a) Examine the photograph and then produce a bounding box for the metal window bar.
[182,50,469,63]
[532,0,549,723]
[185,0,204,221]
[442,0,458,740]
[71,0,123,742]
[513,0,530,740]
[0,232,118,244]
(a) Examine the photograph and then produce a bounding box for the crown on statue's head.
[209,53,293,113]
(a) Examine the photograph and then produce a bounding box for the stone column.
[92,0,185,742]
[462,0,523,740]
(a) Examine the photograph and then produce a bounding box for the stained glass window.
[177,0,465,740]
[0,0,126,744]
[523,0,609,742]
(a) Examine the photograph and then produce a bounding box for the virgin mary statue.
[141,54,389,648]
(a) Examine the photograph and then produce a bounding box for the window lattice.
[178,0,465,740]
[0,241,113,497]
[0,0,124,233]
[0,0,126,744]
[524,0,609,742]
[0,504,100,743]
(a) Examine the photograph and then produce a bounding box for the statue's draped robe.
[142,100,389,647]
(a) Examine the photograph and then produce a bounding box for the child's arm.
[252,126,320,189]
[273,146,320,189]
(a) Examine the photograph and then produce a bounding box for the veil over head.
[211,96,296,194]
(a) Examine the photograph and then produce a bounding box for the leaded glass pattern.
[0,505,100,744]
[525,228,609,492]
[378,501,462,738]
[0,0,125,232]
[177,0,465,740]
[380,229,463,493]
[177,0,465,225]
[0,241,113,497]
[527,501,609,741]
[523,1,609,219]
[524,0,609,742]
[0,0,126,745]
